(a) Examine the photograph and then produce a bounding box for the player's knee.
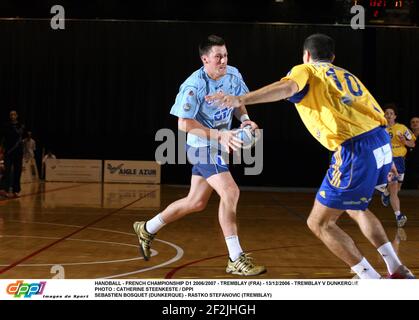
[307,215,329,236]
[307,216,320,234]
[189,199,207,212]
[220,186,240,204]
[346,210,357,221]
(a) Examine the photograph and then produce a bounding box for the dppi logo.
[214,108,233,121]
[107,163,123,174]
[6,280,46,298]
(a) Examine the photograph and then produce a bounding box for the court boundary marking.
[0,189,159,275]
[1,185,416,278]
[0,235,151,266]
[103,238,184,279]
[0,219,184,279]
[1,220,184,278]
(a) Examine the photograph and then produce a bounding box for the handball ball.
[235,124,260,149]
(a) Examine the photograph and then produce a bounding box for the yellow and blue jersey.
[386,123,416,158]
[281,63,387,151]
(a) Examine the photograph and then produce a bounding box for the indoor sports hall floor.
[0,182,418,279]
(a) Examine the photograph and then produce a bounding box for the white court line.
[8,219,148,235]
[102,238,184,279]
[3,220,184,277]
[0,235,156,266]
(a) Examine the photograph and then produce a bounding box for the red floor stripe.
[0,189,157,275]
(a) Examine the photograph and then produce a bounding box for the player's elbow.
[178,118,187,132]
[282,81,299,99]
[178,118,192,133]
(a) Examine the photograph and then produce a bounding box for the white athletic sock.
[351,258,381,279]
[225,235,243,261]
[145,214,166,234]
[378,242,402,274]
[394,211,401,217]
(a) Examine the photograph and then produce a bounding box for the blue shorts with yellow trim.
[393,156,405,182]
[316,126,392,211]
[186,145,229,179]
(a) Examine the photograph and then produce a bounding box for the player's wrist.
[240,114,250,123]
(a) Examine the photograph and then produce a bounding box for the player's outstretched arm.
[205,80,299,108]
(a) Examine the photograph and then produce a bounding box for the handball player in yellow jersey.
[206,34,415,279]
[380,104,416,227]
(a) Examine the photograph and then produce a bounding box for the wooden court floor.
[0,182,418,279]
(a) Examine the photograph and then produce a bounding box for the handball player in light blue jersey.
[133,35,266,276]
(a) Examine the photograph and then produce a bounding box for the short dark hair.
[199,35,225,57]
[303,34,335,62]
[384,103,398,115]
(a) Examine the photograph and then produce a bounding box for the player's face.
[9,111,18,122]
[202,45,228,80]
[411,117,419,130]
[384,109,396,124]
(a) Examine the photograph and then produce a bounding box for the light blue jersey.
[170,65,249,148]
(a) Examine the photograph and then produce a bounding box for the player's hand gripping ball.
[234,124,260,149]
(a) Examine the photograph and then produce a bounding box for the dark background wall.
[0,17,418,187]
[1,1,418,25]
[0,1,372,23]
